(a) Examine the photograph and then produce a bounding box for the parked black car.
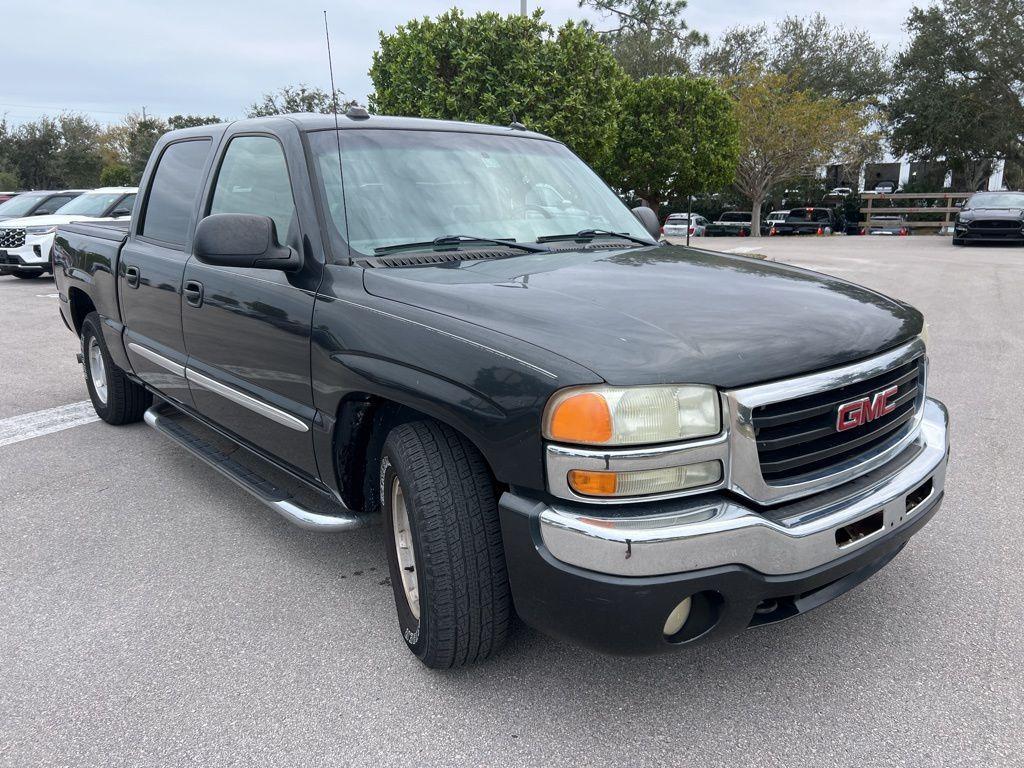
[53,114,948,668]
[0,189,87,222]
[953,191,1024,245]
[771,207,841,236]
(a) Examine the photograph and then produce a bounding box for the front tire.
[81,312,152,424]
[952,237,966,246]
[381,420,512,669]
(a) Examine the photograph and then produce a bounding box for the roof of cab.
[161,113,555,143]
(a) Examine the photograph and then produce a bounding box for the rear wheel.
[381,420,512,668]
[81,312,152,424]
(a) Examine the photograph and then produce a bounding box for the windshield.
[966,192,1024,209]
[55,192,124,216]
[0,194,44,217]
[719,212,751,222]
[308,129,650,255]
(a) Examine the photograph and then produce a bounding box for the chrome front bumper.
[538,397,948,577]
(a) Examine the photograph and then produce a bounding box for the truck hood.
[363,245,923,388]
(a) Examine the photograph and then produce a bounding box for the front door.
[181,132,321,476]
[120,138,214,406]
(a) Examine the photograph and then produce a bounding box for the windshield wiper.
[374,234,547,255]
[536,229,656,247]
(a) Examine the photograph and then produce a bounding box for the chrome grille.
[751,356,924,484]
[0,228,26,249]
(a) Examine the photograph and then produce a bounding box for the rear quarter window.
[140,139,212,246]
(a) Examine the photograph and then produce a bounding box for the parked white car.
[662,213,708,238]
[0,187,136,278]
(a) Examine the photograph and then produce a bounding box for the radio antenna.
[322,9,350,261]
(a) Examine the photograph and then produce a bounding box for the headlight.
[26,225,57,236]
[543,384,720,446]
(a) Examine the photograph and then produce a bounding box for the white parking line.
[0,401,99,448]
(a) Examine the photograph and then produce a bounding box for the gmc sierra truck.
[53,113,949,669]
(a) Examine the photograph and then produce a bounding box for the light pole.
[521,0,527,15]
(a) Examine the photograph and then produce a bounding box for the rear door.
[181,128,323,476]
[119,138,215,406]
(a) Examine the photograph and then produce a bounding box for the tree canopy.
[247,85,354,118]
[888,0,1024,190]
[579,0,706,78]
[699,14,891,105]
[370,9,624,168]
[605,75,738,214]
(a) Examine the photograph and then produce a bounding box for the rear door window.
[141,139,212,246]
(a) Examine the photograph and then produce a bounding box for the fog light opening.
[662,590,723,644]
[662,597,692,637]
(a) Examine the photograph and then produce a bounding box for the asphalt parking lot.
[2,236,1022,767]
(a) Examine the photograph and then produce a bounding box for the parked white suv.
[662,212,708,238]
[0,187,136,278]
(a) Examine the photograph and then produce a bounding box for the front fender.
[309,266,602,494]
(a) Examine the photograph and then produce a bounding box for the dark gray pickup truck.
[53,112,949,668]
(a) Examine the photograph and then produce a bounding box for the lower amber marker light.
[568,461,722,498]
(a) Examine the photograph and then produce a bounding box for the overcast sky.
[3,0,919,126]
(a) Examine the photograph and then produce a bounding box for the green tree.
[728,68,872,235]
[0,169,18,189]
[606,75,738,215]
[100,113,168,184]
[579,0,706,78]
[168,114,223,130]
[888,0,1023,191]
[247,85,353,117]
[99,163,134,187]
[54,114,104,188]
[10,118,63,188]
[699,14,891,104]
[370,9,624,168]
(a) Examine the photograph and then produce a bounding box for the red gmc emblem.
[836,385,899,432]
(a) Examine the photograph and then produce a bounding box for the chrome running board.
[144,402,373,532]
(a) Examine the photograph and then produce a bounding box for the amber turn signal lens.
[547,392,613,444]
[567,469,618,496]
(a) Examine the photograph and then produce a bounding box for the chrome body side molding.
[127,340,309,434]
[185,368,309,433]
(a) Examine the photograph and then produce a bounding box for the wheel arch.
[67,286,97,335]
[332,392,505,515]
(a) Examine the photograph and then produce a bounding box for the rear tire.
[381,420,512,669]
[81,312,152,425]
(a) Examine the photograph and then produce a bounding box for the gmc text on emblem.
[836,385,899,432]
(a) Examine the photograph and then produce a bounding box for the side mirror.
[112,209,131,218]
[194,213,301,271]
[631,205,661,240]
